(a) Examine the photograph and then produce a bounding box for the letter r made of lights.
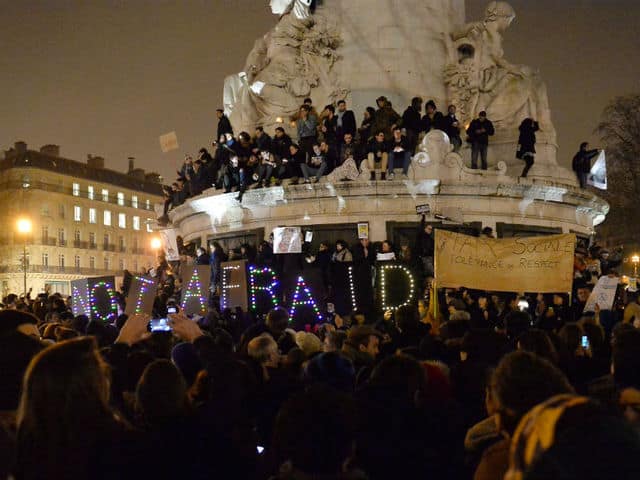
[249,266,279,312]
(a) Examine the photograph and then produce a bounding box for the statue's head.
[484,1,515,29]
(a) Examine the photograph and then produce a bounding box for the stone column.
[319,0,465,114]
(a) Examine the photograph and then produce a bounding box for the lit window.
[72,183,80,196]
[74,205,82,221]
[145,199,151,210]
[118,213,126,229]
[146,219,153,232]
[132,195,138,208]
[89,208,97,224]
[103,210,112,226]
[132,216,140,230]
[101,189,109,202]
[117,192,125,206]
[88,185,94,200]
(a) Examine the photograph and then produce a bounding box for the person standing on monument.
[421,100,444,134]
[335,100,356,148]
[320,104,338,150]
[517,117,539,178]
[572,142,600,188]
[296,104,318,158]
[402,97,423,152]
[216,109,233,140]
[442,104,462,152]
[467,111,495,169]
[358,106,377,147]
[372,96,401,141]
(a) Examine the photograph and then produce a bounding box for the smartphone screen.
[581,335,590,349]
[256,446,264,454]
[167,306,177,314]
[150,318,172,332]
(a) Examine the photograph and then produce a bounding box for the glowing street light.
[150,237,162,251]
[16,217,32,298]
[631,254,639,277]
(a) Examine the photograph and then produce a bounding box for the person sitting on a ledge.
[388,127,412,180]
[271,127,293,185]
[467,111,495,170]
[300,143,328,184]
[338,133,361,171]
[279,143,306,185]
[366,131,389,181]
[320,140,338,174]
[254,150,278,188]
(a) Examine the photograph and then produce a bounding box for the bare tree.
[595,93,640,240]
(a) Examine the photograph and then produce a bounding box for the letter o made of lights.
[90,281,118,321]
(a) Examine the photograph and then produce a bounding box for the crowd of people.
[159,96,601,223]
[1,219,640,480]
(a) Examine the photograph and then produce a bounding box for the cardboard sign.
[71,279,90,317]
[220,261,248,311]
[584,275,619,312]
[435,231,576,293]
[159,131,179,153]
[357,223,369,239]
[159,229,181,261]
[273,227,302,254]
[416,204,431,215]
[124,276,157,315]
[180,265,211,316]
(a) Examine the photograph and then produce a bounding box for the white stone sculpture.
[223,0,344,134]
[444,1,556,144]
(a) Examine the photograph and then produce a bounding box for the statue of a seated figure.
[445,1,556,145]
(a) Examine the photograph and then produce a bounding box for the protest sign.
[435,231,575,293]
[124,276,157,315]
[357,223,369,239]
[220,261,248,311]
[180,265,211,316]
[416,204,431,215]
[159,131,179,153]
[159,229,180,261]
[273,227,302,254]
[584,275,619,312]
[587,150,607,190]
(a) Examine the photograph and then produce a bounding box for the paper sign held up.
[416,204,431,215]
[273,227,302,254]
[584,275,619,312]
[159,131,179,153]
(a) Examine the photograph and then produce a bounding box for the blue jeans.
[300,162,327,181]
[388,151,411,175]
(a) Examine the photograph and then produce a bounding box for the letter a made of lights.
[249,265,279,311]
[380,264,415,311]
[181,268,208,313]
[289,276,323,323]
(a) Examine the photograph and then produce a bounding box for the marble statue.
[444,1,556,144]
[223,0,345,134]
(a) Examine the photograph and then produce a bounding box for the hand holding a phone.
[116,313,152,345]
[169,311,204,342]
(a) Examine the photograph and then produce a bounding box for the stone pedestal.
[319,0,465,113]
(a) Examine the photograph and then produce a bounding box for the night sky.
[1,0,638,182]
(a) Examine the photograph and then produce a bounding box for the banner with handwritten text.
[435,231,576,293]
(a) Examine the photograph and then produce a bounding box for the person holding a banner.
[572,142,601,188]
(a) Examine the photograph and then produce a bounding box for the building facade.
[0,141,163,297]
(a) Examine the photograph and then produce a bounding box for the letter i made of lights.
[90,281,118,321]
[289,276,323,323]
[380,264,415,311]
[133,277,155,314]
[181,268,208,312]
[248,265,279,311]
[221,264,242,310]
[348,265,357,311]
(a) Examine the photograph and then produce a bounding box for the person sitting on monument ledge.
[358,106,377,147]
[253,126,272,155]
[372,96,401,141]
[253,150,279,188]
[442,104,463,152]
[335,99,357,148]
[517,117,539,178]
[572,142,600,188]
[319,140,338,173]
[467,111,495,170]
[421,100,445,135]
[278,143,306,184]
[388,127,412,180]
[295,104,318,158]
[271,127,292,185]
[402,96,423,152]
[300,143,328,184]
[366,131,389,181]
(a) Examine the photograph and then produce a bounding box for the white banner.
[159,229,180,261]
[587,150,607,190]
[584,275,619,312]
[273,227,302,254]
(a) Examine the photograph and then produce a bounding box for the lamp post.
[632,254,639,277]
[16,217,32,298]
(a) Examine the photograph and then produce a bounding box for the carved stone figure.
[223,0,345,134]
[444,1,556,144]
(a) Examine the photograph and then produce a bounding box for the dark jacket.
[217,114,233,140]
[572,148,599,173]
[366,138,389,157]
[517,120,539,154]
[421,111,445,133]
[339,141,361,165]
[390,135,412,153]
[336,110,357,140]
[322,115,338,144]
[402,106,423,134]
[255,132,272,153]
[415,216,435,258]
[442,114,462,140]
[272,133,293,160]
[372,105,401,141]
[466,118,495,145]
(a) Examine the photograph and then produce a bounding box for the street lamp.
[150,237,162,252]
[631,254,639,277]
[16,217,32,298]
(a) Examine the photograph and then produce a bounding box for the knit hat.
[295,331,323,358]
